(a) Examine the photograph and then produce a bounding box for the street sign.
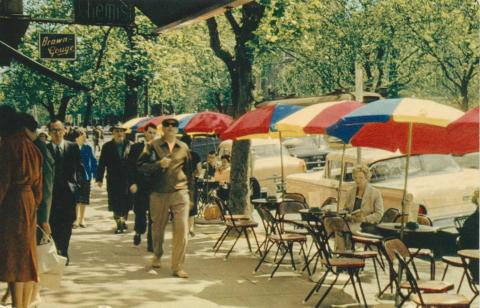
[39,33,76,60]
[74,0,134,26]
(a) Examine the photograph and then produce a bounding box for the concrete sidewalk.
[3,184,476,308]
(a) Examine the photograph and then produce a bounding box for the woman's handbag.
[36,225,61,274]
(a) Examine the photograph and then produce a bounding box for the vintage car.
[283,136,330,171]
[218,139,307,194]
[286,147,479,226]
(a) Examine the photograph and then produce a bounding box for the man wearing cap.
[96,124,133,233]
[137,117,194,278]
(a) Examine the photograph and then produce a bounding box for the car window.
[252,144,287,159]
[327,160,354,182]
[369,154,460,183]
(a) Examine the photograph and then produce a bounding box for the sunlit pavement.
[1,181,477,308]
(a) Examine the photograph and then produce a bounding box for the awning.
[135,0,252,33]
[0,39,90,91]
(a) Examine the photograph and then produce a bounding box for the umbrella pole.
[279,132,285,198]
[395,122,413,306]
[337,143,346,212]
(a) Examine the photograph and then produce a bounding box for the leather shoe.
[173,270,189,278]
[151,256,161,268]
[133,234,141,246]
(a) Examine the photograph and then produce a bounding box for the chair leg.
[288,242,297,271]
[224,229,243,260]
[213,227,229,250]
[372,257,382,294]
[457,270,466,293]
[271,244,289,279]
[243,228,253,252]
[304,269,330,303]
[300,242,312,277]
[214,227,232,254]
[349,270,361,303]
[255,241,275,272]
[250,227,261,253]
[315,272,339,308]
[441,263,449,281]
[355,271,368,308]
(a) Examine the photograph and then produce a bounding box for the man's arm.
[137,143,163,173]
[95,143,107,183]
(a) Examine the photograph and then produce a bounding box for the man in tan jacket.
[137,117,194,278]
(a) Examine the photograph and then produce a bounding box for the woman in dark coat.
[95,125,133,233]
[0,106,43,308]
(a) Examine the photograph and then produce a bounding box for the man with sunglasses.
[137,117,194,278]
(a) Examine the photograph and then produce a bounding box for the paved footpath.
[2,183,476,308]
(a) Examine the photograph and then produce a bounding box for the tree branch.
[206,17,235,71]
[224,10,241,35]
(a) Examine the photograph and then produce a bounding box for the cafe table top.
[251,198,294,205]
[377,222,438,234]
[458,249,480,260]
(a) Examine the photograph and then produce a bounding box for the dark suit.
[128,141,153,247]
[96,139,133,219]
[47,140,84,258]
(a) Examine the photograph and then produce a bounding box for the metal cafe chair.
[382,238,455,306]
[323,216,382,295]
[394,213,436,280]
[303,215,368,308]
[211,196,260,260]
[440,215,472,293]
[395,250,469,308]
[254,206,309,279]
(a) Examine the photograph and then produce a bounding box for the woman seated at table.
[214,154,231,203]
[337,164,384,250]
[458,187,479,283]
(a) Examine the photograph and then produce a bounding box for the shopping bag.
[36,225,61,273]
[39,255,67,290]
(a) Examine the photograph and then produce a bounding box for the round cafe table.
[376,222,438,234]
[458,249,479,304]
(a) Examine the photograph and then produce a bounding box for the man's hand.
[159,157,172,169]
[351,211,365,223]
[96,181,103,188]
[130,184,138,194]
[41,222,52,236]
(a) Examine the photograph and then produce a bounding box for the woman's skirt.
[76,180,91,204]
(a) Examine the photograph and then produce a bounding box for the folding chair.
[323,216,382,294]
[254,206,309,279]
[395,250,469,308]
[395,214,436,279]
[212,196,260,260]
[383,238,455,306]
[303,216,368,308]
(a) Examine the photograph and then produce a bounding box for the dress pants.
[49,186,75,258]
[134,189,152,246]
[150,190,190,271]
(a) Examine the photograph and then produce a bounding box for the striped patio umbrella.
[184,111,233,135]
[328,98,464,237]
[121,116,150,132]
[446,106,479,155]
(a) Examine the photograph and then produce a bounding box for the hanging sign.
[39,33,76,60]
[74,0,134,26]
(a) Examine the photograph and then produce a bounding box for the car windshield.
[252,144,288,159]
[284,136,327,155]
[369,154,461,183]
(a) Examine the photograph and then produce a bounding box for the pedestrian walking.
[137,117,194,278]
[0,106,43,308]
[128,123,156,250]
[96,124,133,234]
[92,126,103,154]
[72,128,97,228]
[47,119,84,263]
[18,113,54,306]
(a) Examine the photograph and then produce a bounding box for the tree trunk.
[83,95,93,127]
[460,82,469,111]
[124,73,140,120]
[55,95,72,122]
[229,140,251,213]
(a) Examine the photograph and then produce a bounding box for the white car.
[286,147,479,226]
[218,139,307,194]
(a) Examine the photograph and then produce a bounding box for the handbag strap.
[36,225,53,242]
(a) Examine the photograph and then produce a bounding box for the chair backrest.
[278,200,308,216]
[381,208,400,223]
[394,214,433,226]
[211,195,228,222]
[394,250,424,305]
[382,237,410,263]
[323,216,350,236]
[249,177,262,201]
[255,205,279,235]
[284,192,307,205]
[454,215,470,231]
[321,197,337,208]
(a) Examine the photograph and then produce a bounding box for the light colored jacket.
[343,183,384,224]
